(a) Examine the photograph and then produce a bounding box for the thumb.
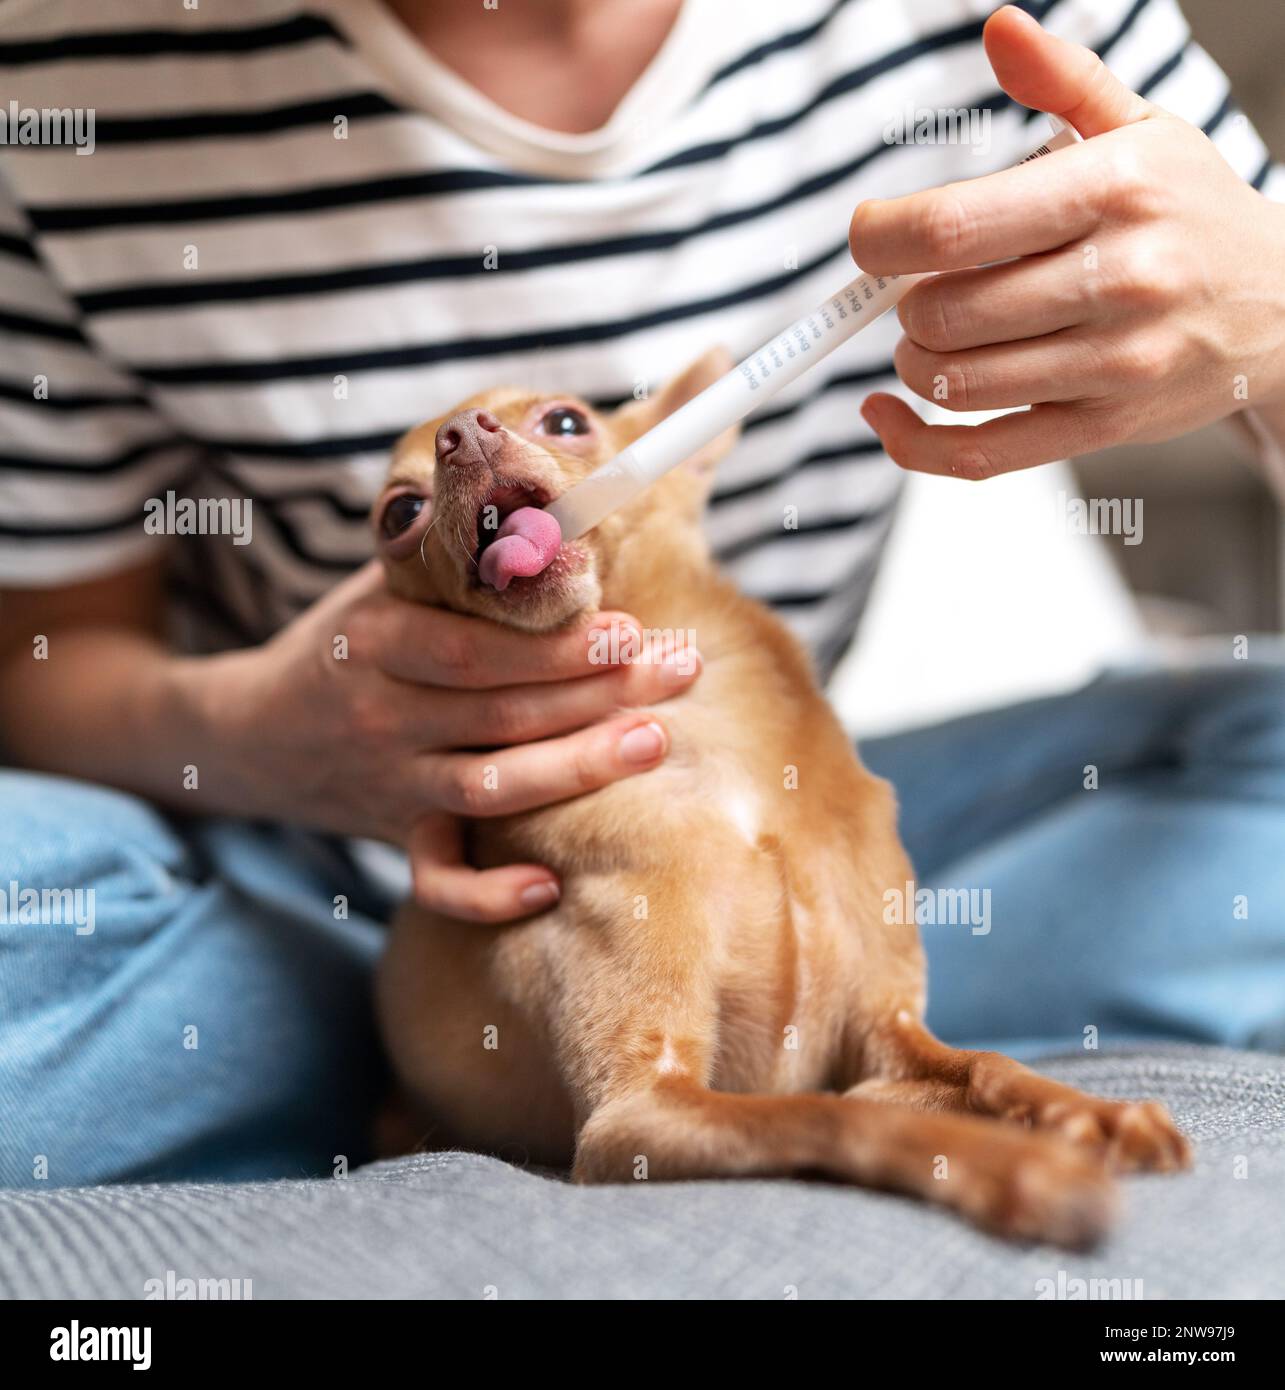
[983,4,1155,138]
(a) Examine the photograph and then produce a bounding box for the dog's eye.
[539,406,590,438]
[379,493,426,538]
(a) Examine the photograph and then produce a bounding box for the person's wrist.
[157,647,269,818]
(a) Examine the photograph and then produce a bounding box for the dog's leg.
[378,909,577,1166]
[847,1077,971,1112]
[853,1012,1191,1172]
[574,1075,1116,1246]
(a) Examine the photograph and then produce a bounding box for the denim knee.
[1170,662,1285,804]
[0,772,386,1187]
[0,769,191,887]
[1181,662,1285,764]
[0,771,197,1006]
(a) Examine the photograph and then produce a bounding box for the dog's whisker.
[455,517,478,571]
[417,511,448,569]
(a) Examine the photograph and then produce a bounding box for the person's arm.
[0,559,219,804]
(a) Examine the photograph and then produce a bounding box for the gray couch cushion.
[2,1045,1282,1299]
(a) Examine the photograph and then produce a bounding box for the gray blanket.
[2,1045,1282,1300]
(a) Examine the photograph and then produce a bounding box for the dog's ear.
[611,346,740,484]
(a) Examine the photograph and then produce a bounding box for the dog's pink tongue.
[478,507,562,591]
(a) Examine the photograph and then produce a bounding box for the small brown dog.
[373,349,1190,1245]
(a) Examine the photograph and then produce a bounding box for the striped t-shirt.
[1,0,1279,676]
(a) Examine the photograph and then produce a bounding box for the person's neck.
[382,0,686,134]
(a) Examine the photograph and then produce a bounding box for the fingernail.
[661,647,702,683]
[520,880,560,910]
[619,720,666,764]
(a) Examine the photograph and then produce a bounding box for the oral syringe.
[546,117,1078,541]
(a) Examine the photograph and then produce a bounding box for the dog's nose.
[435,408,504,467]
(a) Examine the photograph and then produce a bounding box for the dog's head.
[374,348,737,630]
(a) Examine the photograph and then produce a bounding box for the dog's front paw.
[956,1133,1118,1248]
[1020,1097,1192,1174]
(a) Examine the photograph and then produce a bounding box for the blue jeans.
[862,658,1285,1057]
[2,659,1283,1187]
[0,777,388,1189]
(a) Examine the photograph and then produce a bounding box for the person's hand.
[215,561,699,921]
[851,5,1285,480]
